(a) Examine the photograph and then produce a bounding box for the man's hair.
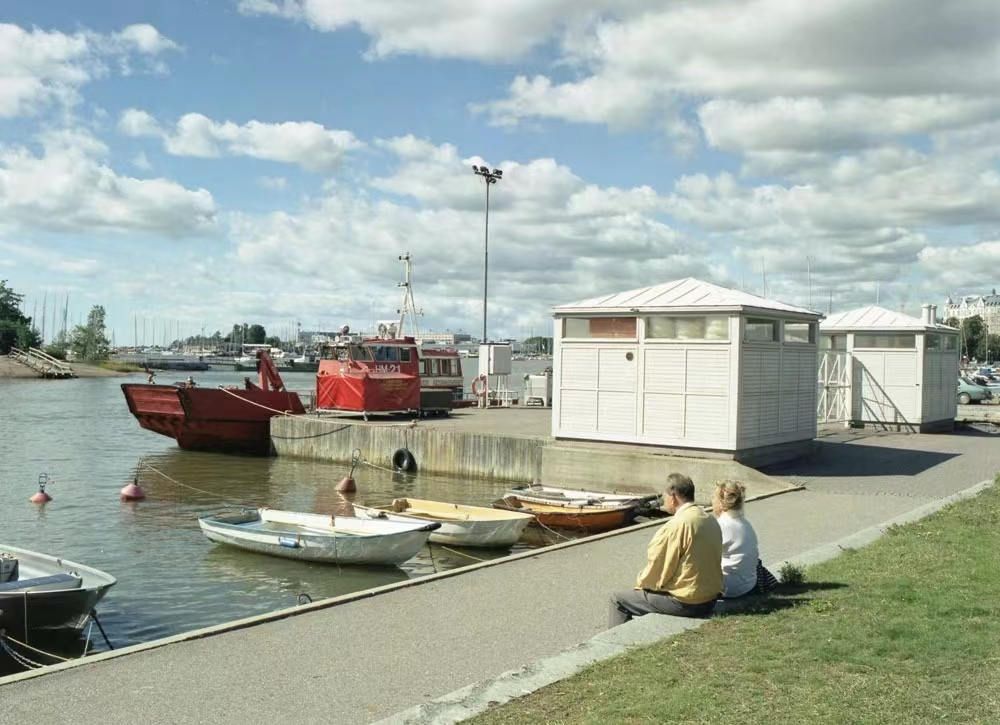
[666,473,695,502]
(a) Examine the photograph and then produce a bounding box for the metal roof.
[820,305,958,333]
[553,278,819,318]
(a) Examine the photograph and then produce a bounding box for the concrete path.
[2,429,999,724]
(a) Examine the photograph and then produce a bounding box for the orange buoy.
[120,476,146,501]
[335,476,356,493]
[31,474,53,504]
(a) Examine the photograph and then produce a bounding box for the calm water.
[0,362,554,656]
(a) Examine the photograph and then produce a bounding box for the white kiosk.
[820,304,959,432]
[552,277,821,464]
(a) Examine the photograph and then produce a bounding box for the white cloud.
[235,0,665,62]
[132,151,152,171]
[0,22,180,118]
[0,240,100,277]
[257,175,287,190]
[118,109,364,171]
[227,136,704,334]
[0,129,216,236]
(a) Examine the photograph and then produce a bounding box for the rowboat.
[505,484,662,512]
[198,508,440,566]
[492,497,636,533]
[0,545,117,644]
[352,498,535,548]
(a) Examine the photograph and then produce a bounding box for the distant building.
[417,331,473,345]
[943,291,1000,331]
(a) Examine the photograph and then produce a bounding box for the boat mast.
[395,253,423,339]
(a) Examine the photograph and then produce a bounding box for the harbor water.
[0,362,555,657]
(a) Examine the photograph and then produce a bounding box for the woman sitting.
[712,480,760,598]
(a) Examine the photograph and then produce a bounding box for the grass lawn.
[470,483,1000,725]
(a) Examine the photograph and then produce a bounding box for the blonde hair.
[714,480,746,513]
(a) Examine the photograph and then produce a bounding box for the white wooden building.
[819,304,959,432]
[551,278,821,464]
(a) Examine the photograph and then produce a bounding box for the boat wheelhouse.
[315,336,464,415]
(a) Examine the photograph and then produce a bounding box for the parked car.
[958,377,993,405]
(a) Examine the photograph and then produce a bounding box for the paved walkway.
[2,429,999,724]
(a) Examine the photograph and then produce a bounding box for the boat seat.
[0,572,83,593]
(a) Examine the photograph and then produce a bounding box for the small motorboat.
[492,497,637,533]
[0,545,117,645]
[504,484,662,513]
[198,508,441,566]
[352,498,535,549]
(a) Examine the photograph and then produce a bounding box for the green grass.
[470,483,1000,725]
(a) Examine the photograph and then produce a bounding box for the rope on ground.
[0,631,70,667]
[435,545,486,562]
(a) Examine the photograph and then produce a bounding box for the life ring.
[471,375,488,398]
[392,448,417,473]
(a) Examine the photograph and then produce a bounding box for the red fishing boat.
[315,254,466,417]
[121,351,305,455]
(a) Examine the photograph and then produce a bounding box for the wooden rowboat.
[492,497,636,533]
[198,508,440,566]
[352,498,534,549]
[504,484,661,512]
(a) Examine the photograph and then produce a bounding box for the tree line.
[943,315,1000,362]
[1,280,111,360]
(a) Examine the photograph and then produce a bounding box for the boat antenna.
[396,253,423,339]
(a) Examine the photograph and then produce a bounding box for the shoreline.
[0,356,136,379]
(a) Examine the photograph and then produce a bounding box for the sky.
[3,0,1000,346]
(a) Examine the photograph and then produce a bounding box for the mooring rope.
[138,459,248,505]
[215,387,412,428]
[435,545,486,562]
[0,631,70,668]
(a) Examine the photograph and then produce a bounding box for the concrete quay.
[3,428,999,724]
[271,408,799,504]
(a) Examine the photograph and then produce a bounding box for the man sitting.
[609,474,723,627]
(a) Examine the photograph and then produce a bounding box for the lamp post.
[473,165,502,344]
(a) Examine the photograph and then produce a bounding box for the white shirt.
[717,511,759,598]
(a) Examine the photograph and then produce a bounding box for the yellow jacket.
[635,504,724,604]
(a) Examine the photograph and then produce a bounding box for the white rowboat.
[352,498,534,549]
[198,508,440,566]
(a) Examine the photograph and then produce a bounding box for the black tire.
[392,448,417,473]
[959,392,971,405]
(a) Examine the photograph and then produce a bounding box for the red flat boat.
[122,351,305,455]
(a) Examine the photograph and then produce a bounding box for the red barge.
[121,351,304,455]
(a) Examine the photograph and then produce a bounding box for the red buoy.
[120,477,146,501]
[335,476,356,493]
[31,474,52,504]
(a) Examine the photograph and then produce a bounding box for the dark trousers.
[609,588,716,628]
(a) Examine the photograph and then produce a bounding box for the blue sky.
[3,0,1000,345]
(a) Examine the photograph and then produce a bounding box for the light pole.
[473,164,502,344]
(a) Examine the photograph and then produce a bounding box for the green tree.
[523,336,553,354]
[0,280,40,354]
[943,317,960,329]
[246,324,267,344]
[70,305,111,361]
[962,315,987,360]
[264,335,281,348]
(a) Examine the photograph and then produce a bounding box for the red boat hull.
[122,384,305,455]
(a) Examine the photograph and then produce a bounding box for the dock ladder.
[7,347,76,378]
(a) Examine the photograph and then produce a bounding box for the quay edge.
[269,412,799,501]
